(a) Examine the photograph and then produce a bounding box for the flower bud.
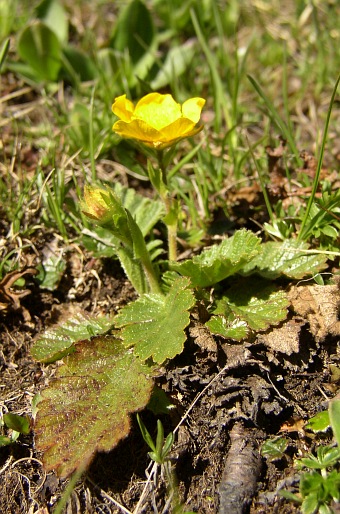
[82,186,113,224]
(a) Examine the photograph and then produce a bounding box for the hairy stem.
[157,150,178,262]
[141,254,162,295]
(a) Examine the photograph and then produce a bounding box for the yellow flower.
[112,92,205,149]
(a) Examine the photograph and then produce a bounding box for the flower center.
[133,96,182,130]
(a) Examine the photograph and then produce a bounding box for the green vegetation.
[262,400,340,514]
[1,0,339,512]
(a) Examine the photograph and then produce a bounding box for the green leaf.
[35,257,66,291]
[147,386,174,415]
[247,74,301,164]
[0,38,10,72]
[301,490,320,514]
[136,414,156,453]
[161,431,174,460]
[205,315,249,341]
[241,240,328,279]
[325,470,340,502]
[216,279,289,331]
[0,436,12,446]
[34,336,154,478]
[62,46,97,81]
[31,311,115,363]
[297,446,340,470]
[151,41,196,90]
[115,277,195,363]
[278,489,302,503]
[320,504,336,514]
[261,437,289,461]
[116,244,148,295]
[305,411,330,433]
[329,399,340,449]
[35,0,68,43]
[170,229,261,287]
[3,413,30,435]
[110,0,154,64]
[113,183,164,237]
[17,22,62,81]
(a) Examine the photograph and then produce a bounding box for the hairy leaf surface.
[242,240,328,279]
[31,312,115,363]
[115,277,195,363]
[206,316,249,340]
[170,229,261,287]
[34,336,154,478]
[213,279,289,331]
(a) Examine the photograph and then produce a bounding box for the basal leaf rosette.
[112,92,205,149]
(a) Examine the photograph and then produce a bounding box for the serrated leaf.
[34,336,154,478]
[170,229,261,287]
[217,278,289,331]
[31,312,115,363]
[261,437,288,461]
[241,240,328,279]
[205,315,249,341]
[36,256,66,291]
[115,277,195,363]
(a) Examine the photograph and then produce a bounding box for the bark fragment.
[218,422,262,514]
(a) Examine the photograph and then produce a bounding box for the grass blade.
[298,72,340,241]
[247,74,301,165]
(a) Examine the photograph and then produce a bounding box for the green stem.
[166,214,178,262]
[54,464,86,514]
[141,254,162,295]
[157,150,178,262]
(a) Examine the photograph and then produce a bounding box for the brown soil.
[1,236,339,514]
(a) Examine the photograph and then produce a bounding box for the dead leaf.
[288,283,340,342]
[32,508,50,514]
[280,416,305,435]
[189,321,217,353]
[258,319,303,355]
[266,139,289,200]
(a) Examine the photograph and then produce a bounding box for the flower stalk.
[111,92,205,264]
[156,149,178,262]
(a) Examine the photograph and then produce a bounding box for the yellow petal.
[159,118,196,142]
[182,97,206,123]
[112,94,135,122]
[134,93,182,130]
[112,119,163,143]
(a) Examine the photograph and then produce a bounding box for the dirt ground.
[1,232,339,514]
